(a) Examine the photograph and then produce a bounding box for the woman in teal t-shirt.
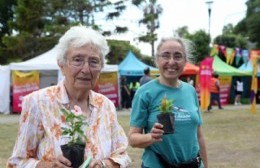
[128,37,208,168]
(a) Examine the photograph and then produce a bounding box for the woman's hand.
[88,159,103,168]
[87,159,120,168]
[150,123,164,143]
[36,155,72,168]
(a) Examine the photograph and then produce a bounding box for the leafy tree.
[0,0,17,42]
[245,0,260,48]
[106,39,143,64]
[175,26,190,38]
[214,23,247,49]
[132,0,162,57]
[0,0,17,64]
[187,30,210,64]
[0,0,129,64]
[234,0,260,48]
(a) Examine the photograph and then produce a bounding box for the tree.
[234,0,260,48]
[0,0,17,42]
[0,0,129,64]
[175,26,190,38]
[132,0,162,57]
[187,30,210,64]
[0,0,17,64]
[214,23,247,49]
[106,39,143,64]
[245,0,260,48]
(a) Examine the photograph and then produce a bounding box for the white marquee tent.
[0,47,118,114]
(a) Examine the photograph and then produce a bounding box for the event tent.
[213,56,251,76]
[10,47,118,72]
[239,60,260,77]
[2,47,119,114]
[182,62,199,75]
[119,50,158,76]
[0,65,10,114]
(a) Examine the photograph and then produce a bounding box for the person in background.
[120,76,131,109]
[7,25,131,168]
[140,67,152,86]
[187,76,194,86]
[207,73,223,112]
[129,80,140,102]
[234,77,244,105]
[128,37,208,168]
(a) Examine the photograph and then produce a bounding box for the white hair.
[155,37,195,64]
[56,25,109,67]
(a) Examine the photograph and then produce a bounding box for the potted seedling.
[157,95,175,134]
[60,105,88,168]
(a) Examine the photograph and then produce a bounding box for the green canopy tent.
[213,56,251,76]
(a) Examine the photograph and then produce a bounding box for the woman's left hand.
[36,155,72,168]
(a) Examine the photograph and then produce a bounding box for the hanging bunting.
[219,45,226,58]
[242,49,249,64]
[226,48,235,65]
[235,48,242,66]
[210,44,219,57]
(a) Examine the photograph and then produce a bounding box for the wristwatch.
[100,160,106,168]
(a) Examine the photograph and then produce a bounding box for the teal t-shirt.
[130,79,203,168]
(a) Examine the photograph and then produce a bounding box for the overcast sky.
[105,0,247,56]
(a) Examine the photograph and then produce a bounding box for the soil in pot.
[157,113,175,134]
[61,143,85,168]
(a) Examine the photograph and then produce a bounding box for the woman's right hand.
[36,155,72,168]
[150,123,164,143]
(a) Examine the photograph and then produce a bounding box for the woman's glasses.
[68,56,101,69]
[158,52,185,62]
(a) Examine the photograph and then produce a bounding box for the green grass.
[1,107,260,168]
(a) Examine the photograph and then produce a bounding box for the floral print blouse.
[7,81,131,168]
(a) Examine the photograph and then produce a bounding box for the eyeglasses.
[68,56,101,69]
[158,52,185,62]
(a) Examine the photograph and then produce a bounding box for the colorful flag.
[199,57,214,111]
[250,50,259,114]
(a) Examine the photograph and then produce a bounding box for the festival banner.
[250,50,259,114]
[94,72,119,108]
[218,76,232,105]
[199,57,214,111]
[12,70,40,113]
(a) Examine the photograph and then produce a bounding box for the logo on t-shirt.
[173,106,191,121]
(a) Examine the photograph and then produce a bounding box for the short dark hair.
[144,67,150,75]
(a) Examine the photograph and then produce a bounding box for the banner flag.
[12,70,39,113]
[94,72,119,108]
[199,57,214,111]
[250,51,259,114]
[218,76,232,105]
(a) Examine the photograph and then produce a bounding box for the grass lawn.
[1,106,260,168]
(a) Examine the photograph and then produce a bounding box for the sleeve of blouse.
[7,94,44,168]
[108,103,131,167]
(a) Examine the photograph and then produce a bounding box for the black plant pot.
[61,143,85,168]
[157,113,175,134]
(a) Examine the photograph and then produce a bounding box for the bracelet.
[100,160,106,168]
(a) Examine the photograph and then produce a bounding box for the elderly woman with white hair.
[7,25,131,168]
